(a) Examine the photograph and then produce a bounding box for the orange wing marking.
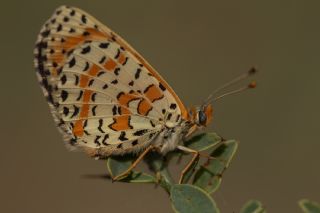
[144,84,164,102]
[137,100,152,116]
[109,115,133,131]
[117,52,127,64]
[72,61,104,136]
[73,90,92,137]
[103,59,117,71]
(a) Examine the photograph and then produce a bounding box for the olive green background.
[1,0,319,212]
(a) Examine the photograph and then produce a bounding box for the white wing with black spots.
[34,6,188,157]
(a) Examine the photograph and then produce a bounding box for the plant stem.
[147,153,175,194]
[158,167,174,194]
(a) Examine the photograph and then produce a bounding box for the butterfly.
[34,5,256,182]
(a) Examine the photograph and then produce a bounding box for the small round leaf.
[240,200,266,213]
[185,133,222,152]
[170,184,220,213]
[107,155,134,179]
[299,199,320,213]
[193,140,238,194]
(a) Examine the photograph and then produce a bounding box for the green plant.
[105,132,320,212]
[106,132,242,212]
[299,199,320,213]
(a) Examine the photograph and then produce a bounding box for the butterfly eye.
[198,110,207,126]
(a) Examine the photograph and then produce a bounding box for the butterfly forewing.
[34,6,187,156]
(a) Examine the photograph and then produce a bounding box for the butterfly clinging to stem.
[34,6,257,183]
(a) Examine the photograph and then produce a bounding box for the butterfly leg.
[112,145,154,181]
[176,145,200,184]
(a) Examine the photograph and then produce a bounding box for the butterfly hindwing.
[34,6,187,156]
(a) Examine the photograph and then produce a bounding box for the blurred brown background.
[1,0,319,212]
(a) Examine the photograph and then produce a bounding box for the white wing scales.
[34,6,186,157]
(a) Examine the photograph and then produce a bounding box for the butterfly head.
[189,67,258,128]
[189,104,213,127]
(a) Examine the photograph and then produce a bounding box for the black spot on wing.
[83,120,88,128]
[88,79,94,87]
[74,74,79,85]
[57,24,62,32]
[102,134,109,146]
[99,42,109,48]
[176,114,181,122]
[135,68,141,79]
[114,68,121,76]
[99,56,106,64]
[159,83,166,91]
[150,120,156,127]
[91,93,96,102]
[97,71,105,77]
[69,57,76,68]
[63,16,69,22]
[102,84,108,89]
[122,57,128,65]
[131,140,138,146]
[98,119,105,133]
[133,129,149,136]
[71,105,80,118]
[84,130,90,136]
[82,31,90,36]
[63,107,69,116]
[61,90,68,102]
[143,84,153,94]
[119,131,128,141]
[115,49,120,59]
[81,46,91,54]
[81,15,87,24]
[117,92,124,100]
[60,75,67,85]
[41,30,50,37]
[170,103,177,110]
[112,106,117,115]
[94,135,101,146]
[83,62,89,71]
[76,90,83,101]
[70,10,75,16]
[92,105,97,116]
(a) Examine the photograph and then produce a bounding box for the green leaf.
[184,133,222,152]
[299,199,320,213]
[193,140,238,194]
[170,184,220,213]
[240,200,266,213]
[107,155,134,179]
[145,152,174,193]
[180,154,200,184]
[107,155,156,183]
[121,172,156,183]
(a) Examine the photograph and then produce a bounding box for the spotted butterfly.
[34,6,233,182]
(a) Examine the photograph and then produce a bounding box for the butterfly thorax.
[152,119,192,154]
[152,103,214,154]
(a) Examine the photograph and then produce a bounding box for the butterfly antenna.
[213,81,256,102]
[204,67,257,104]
